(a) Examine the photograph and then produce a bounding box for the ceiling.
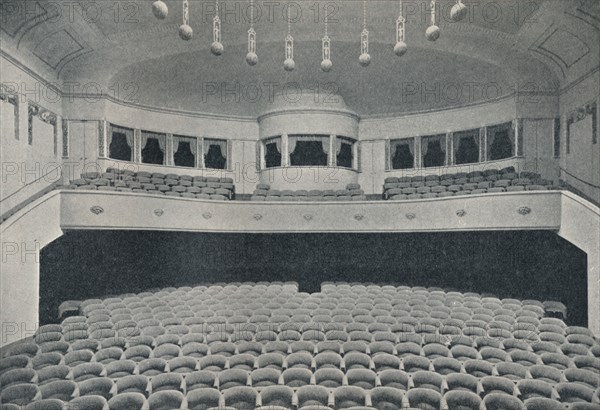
[1,0,598,117]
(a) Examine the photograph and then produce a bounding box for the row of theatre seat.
[382,167,561,200]
[250,184,368,202]
[61,169,235,200]
[1,282,598,409]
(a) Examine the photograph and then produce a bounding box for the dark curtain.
[109,132,132,161]
[205,145,227,169]
[141,138,164,165]
[290,141,328,166]
[174,141,195,167]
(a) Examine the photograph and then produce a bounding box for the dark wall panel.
[40,230,588,325]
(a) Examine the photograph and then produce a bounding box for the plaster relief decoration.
[518,207,531,216]
[0,84,19,140]
[567,101,598,153]
[456,209,467,217]
[28,103,58,154]
[406,213,416,220]
[98,121,106,158]
[202,212,212,220]
[154,209,164,217]
[303,214,314,221]
[90,206,104,215]
[253,214,263,221]
[354,214,364,221]
[27,104,39,145]
[62,119,69,158]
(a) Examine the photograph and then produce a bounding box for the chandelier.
[150,0,472,70]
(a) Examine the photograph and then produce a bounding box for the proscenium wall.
[40,230,588,326]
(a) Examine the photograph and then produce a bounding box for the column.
[482,126,488,162]
[415,136,422,168]
[258,140,265,169]
[515,118,523,157]
[354,140,361,171]
[198,137,205,168]
[446,131,452,165]
[134,129,141,163]
[166,133,174,166]
[98,120,107,158]
[329,134,336,167]
[281,134,289,167]
[478,127,484,163]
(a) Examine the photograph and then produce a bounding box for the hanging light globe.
[450,2,467,22]
[179,24,193,41]
[359,53,371,67]
[152,0,168,19]
[211,41,224,56]
[394,41,408,57]
[425,25,440,41]
[284,58,295,72]
[246,52,258,66]
[321,59,333,72]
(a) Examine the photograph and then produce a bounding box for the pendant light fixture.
[394,0,407,56]
[246,0,258,65]
[359,0,370,67]
[211,0,224,55]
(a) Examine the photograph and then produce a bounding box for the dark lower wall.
[40,230,588,326]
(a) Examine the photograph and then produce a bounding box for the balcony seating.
[63,169,235,201]
[384,169,561,201]
[1,281,597,409]
[251,184,368,201]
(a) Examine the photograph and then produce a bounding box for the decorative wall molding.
[90,205,104,215]
[566,100,598,153]
[518,206,532,215]
[28,102,57,150]
[0,85,18,105]
[61,119,69,158]
[1,84,19,140]
[98,121,107,158]
[560,67,600,96]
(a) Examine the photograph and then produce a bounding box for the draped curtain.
[421,134,445,157]
[336,137,355,155]
[204,138,227,156]
[265,137,282,153]
[108,125,134,147]
[487,122,514,158]
[454,130,478,152]
[391,138,414,156]
[288,135,329,154]
[174,135,198,157]
[141,131,166,152]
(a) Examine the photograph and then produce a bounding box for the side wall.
[0,55,64,219]
[559,70,600,203]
